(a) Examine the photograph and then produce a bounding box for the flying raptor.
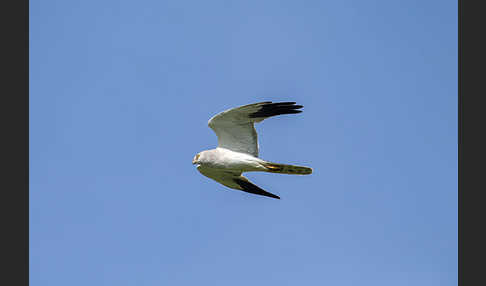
[192,101,312,199]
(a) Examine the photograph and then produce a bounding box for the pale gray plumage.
[193,101,312,199]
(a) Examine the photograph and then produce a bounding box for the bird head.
[192,153,201,165]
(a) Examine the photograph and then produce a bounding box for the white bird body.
[193,101,312,199]
[197,148,267,172]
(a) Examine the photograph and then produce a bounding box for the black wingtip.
[234,178,280,199]
[250,102,303,119]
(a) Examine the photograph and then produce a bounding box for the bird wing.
[197,166,280,199]
[207,102,303,157]
[232,176,280,199]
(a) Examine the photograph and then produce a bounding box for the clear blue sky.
[30,0,457,285]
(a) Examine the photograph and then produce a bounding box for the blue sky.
[30,0,457,285]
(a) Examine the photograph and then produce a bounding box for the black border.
[459,0,485,285]
[2,0,28,285]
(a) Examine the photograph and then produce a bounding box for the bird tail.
[262,162,313,175]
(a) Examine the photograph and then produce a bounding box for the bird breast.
[204,148,263,171]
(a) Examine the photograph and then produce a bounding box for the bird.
[192,101,313,199]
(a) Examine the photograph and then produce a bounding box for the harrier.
[193,101,312,199]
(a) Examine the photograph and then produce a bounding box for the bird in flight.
[192,101,312,199]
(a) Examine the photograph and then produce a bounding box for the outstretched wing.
[197,166,280,199]
[207,102,303,157]
[232,176,280,199]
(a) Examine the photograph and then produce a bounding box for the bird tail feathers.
[262,162,313,175]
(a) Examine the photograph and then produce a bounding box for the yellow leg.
[265,164,282,172]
